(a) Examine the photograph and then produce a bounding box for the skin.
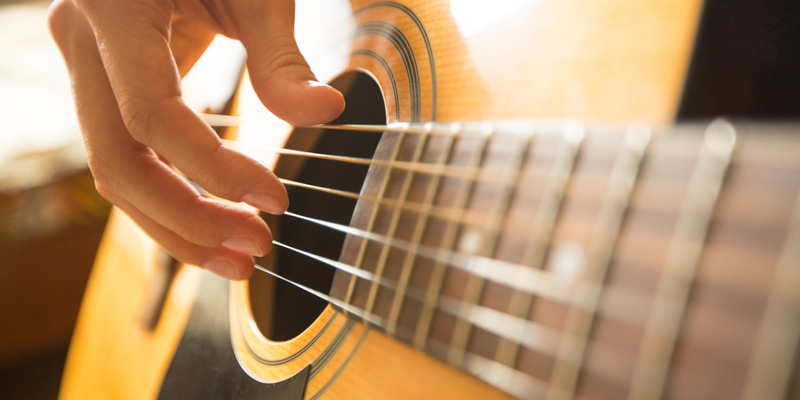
[47,0,346,280]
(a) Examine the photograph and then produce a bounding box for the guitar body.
[61,0,800,399]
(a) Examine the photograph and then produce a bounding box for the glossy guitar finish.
[59,0,800,399]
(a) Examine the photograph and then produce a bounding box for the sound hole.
[249,71,386,341]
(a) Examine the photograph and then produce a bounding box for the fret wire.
[255,261,547,400]
[741,188,800,400]
[495,122,586,367]
[446,127,535,365]
[383,129,456,336]
[545,123,651,400]
[343,129,408,316]
[627,120,737,400]
[413,128,491,352]
[362,129,435,327]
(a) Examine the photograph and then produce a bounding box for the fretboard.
[328,120,800,400]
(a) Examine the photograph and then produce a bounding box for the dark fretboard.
[327,120,800,400]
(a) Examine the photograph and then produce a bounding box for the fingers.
[232,0,346,126]
[49,0,344,283]
[48,0,270,279]
[71,0,290,212]
[113,196,256,280]
[94,145,275,254]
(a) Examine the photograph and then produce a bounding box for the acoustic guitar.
[58,0,800,399]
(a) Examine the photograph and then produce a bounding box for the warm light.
[450,0,537,37]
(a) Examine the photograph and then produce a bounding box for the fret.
[374,123,459,336]
[412,123,494,349]
[342,129,410,313]
[494,122,586,367]
[545,123,651,400]
[361,124,438,326]
[627,120,737,400]
[384,124,490,334]
[445,125,534,365]
[741,188,800,400]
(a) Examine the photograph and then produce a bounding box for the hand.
[48,0,345,280]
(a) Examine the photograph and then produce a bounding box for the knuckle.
[86,155,117,201]
[117,97,155,144]
[169,197,217,246]
[188,141,222,182]
[118,96,176,147]
[169,218,199,245]
[259,37,309,76]
[183,143,244,200]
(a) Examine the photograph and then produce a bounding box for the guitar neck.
[328,120,800,399]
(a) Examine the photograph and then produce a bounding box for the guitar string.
[219,128,597,231]
[214,115,781,396]
[266,238,566,356]
[201,112,561,139]
[212,116,737,382]
[281,210,577,303]
[221,138,530,186]
[189,162,594,311]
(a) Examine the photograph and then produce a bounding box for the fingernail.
[302,80,332,89]
[222,237,264,256]
[242,192,285,215]
[203,259,241,280]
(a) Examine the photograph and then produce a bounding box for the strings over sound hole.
[249,72,386,341]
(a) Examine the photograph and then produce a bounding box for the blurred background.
[0,0,112,399]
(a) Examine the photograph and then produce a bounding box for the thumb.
[234,0,345,126]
